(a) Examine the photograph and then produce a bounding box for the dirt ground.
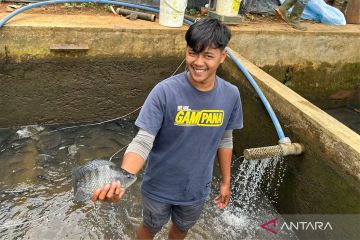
[0,2,116,16]
[0,1,299,25]
[6,2,352,32]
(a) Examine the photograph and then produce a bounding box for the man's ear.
[219,49,227,63]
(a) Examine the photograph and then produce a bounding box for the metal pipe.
[116,8,156,22]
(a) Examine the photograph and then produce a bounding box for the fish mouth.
[74,188,90,202]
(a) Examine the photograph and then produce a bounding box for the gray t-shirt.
[135,71,243,205]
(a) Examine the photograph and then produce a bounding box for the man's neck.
[187,72,216,92]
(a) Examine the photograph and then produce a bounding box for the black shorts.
[141,193,205,233]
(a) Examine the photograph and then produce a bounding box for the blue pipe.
[0,0,192,27]
[0,0,287,141]
[0,0,153,27]
[226,48,286,141]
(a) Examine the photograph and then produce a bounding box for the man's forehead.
[187,46,223,53]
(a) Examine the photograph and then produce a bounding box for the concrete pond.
[0,9,359,239]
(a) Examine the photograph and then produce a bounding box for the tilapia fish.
[72,159,137,202]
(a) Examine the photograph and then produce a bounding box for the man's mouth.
[192,66,207,74]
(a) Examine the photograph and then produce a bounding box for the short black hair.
[185,18,231,53]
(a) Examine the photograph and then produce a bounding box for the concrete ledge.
[1,13,358,102]
[1,14,359,178]
[225,47,360,186]
[0,13,187,60]
[1,13,359,65]
[228,24,360,106]
[229,24,360,68]
[0,13,359,213]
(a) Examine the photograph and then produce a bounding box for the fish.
[72,159,137,202]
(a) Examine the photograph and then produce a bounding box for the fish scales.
[72,160,137,201]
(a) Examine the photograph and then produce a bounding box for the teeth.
[194,68,205,73]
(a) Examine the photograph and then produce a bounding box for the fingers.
[213,194,230,209]
[114,180,121,196]
[92,181,124,203]
[91,188,101,202]
[108,181,122,202]
[223,195,230,208]
[213,195,221,203]
[98,184,111,201]
[106,181,117,199]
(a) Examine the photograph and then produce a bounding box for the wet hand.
[213,183,231,209]
[91,180,125,203]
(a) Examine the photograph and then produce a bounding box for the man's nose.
[193,55,205,65]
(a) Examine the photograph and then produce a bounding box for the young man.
[91,18,243,239]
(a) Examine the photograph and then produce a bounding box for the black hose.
[116,8,156,22]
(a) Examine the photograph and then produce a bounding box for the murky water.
[324,107,360,134]
[0,120,296,239]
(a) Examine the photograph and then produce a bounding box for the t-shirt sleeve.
[226,89,243,130]
[135,84,165,136]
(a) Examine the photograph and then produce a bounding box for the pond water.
[324,107,360,134]
[2,56,357,239]
[0,120,296,239]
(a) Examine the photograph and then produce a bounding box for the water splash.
[191,155,295,240]
[234,156,287,213]
[16,125,44,139]
[0,122,294,239]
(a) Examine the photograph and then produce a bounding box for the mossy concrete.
[1,14,359,99]
[0,57,182,127]
[222,49,360,214]
[1,17,358,109]
[228,26,360,108]
[0,13,360,214]
[261,63,360,108]
[229,27,360,67]
[0,13,187,61]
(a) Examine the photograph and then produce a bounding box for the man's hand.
[91,180,125,203]
[213,182,231,209]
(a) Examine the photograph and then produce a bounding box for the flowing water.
[0,120,296,239]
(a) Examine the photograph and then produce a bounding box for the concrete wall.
[229,27,360,107]
[0,14,188,126]
[224,48,360,183]
[221,49,360,213]
[0,20,186,60]
[0,14,359,214]
[230,29,360,67]
[0,57,182,126]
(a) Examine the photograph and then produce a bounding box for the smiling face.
[185,46,227,91]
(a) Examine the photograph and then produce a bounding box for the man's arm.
[121,152,146,174]
[217,148,232,186]
[121,128,155,174]
[214,130,233,209]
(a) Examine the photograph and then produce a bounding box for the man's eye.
[206,55,214,59]
[189,51,196,56]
